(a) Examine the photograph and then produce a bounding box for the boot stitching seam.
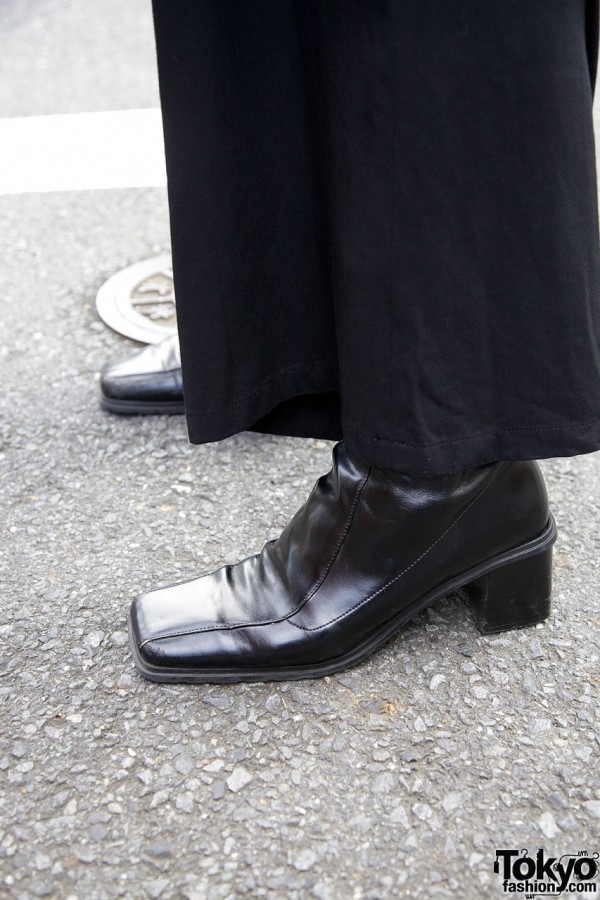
[139,465,370,647]
[287,460,506,632]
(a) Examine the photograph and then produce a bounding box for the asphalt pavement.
[0,2,599,898]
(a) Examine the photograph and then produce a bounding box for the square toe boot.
[99,333,184,414]
[127,441,556,683]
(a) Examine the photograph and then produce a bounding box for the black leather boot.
[99,333,184,414]
[128,441,556,683]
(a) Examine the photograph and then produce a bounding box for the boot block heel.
[461,547,552,635]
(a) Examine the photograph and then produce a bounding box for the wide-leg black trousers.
[152,0,600,475]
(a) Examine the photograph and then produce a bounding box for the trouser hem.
[343,419,600,476]
[185,375,600,475]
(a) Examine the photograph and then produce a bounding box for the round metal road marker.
[96,254,176,344]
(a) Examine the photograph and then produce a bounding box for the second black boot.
[128,441,556,683]
[99,333,184,414]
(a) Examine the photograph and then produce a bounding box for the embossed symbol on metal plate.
[96,254,176,344]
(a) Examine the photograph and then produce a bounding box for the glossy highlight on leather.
[128,441,556,683]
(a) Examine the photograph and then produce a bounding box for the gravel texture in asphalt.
[1,2,599,898]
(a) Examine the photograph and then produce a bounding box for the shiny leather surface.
[129,441,550,675]
[100,334,183,402]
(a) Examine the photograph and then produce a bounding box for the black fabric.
[152,0,600,475]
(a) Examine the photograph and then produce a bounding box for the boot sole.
[100,395,185,415]
[127,514,557,684]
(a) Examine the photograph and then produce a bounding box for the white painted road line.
[0,108,167,194]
